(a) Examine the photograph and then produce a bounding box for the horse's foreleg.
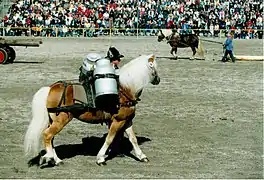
[96,119,126,165]
[125,125,148,162]
[170,47,178,59]
[170,47,175,56]
[40,112,73,166]
[191,47,196,59]
[174,47,178,59]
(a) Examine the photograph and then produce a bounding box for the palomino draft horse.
[24,54,160,166]
[157,29,204,59]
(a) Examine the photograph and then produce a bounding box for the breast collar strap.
[119,88,139,107]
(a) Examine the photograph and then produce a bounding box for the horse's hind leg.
[125,125,148,162]
[170,47,178,59]
[190,47,196,60]
[40,112,73,166]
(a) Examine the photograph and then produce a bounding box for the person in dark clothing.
[79,46,124,83]
[106,46,124,71]
[222,33,236,62]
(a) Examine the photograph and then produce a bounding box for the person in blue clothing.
[222,33,236,62]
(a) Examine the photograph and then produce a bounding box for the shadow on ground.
[27,134,151,168]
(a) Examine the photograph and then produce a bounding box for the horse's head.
[157,29,173,42]
[119,54,160,98]
[147,55,160,85]
[157,29,165,42]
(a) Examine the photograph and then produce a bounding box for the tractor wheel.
[0,48,8,64]
[5,46,16,63]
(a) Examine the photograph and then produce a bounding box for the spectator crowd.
[1,0,263,39]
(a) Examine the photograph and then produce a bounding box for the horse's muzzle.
[151,76,160,85]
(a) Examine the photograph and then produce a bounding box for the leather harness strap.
[48,81,138,115]
[119,88,138,107]
[56,81,68,107]
[53,81,68,115]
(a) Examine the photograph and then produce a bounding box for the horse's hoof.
[140,157,149,163]
[39,156,46,165]
[47,159,56,166]
[96,161,107,166]
[39,156,55,166]
[56,161,64,166]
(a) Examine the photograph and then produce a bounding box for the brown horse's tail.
[196,37,205,58]
[24,86,50,157]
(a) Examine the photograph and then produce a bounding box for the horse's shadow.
[28,134,151,168]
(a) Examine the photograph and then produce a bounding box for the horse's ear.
[148,54,155,63]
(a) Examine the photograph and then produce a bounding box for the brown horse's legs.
[96,119,126,165]
[170,47,174,56]
[174,47,178,58]
[191,47,196,59]
[40,112,73,165]
[170,47,178,58]
[125,125,148,162]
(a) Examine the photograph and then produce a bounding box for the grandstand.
[0,0,263,38]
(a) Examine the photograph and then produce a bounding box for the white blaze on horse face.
[148,54,158,72]
[157,30,161,37]
[148,62,154,68]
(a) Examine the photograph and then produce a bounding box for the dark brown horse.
[24,54,160,166]
[157,29,204,59]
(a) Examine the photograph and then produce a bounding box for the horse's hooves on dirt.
[56,161,64,166]
[39,156,46,165]
[96,161,107,166]
[39,156,55,166]
[140,157,149,163]
[47,159,56,166]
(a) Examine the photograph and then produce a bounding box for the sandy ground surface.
[0,36,263,178]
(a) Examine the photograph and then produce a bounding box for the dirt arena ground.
[0,36,263,179]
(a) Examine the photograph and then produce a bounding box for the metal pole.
[136,0,139,39]
[109,17,113,45]
[2,0,3,18]
[2,0,5,36]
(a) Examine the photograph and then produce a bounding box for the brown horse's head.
[157,29,166,42]
[157,29,176,42]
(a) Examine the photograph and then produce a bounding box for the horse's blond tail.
[24,86,50,157]
[196,37,205,58]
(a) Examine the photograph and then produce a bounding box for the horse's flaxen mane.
[119,54,157,95]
